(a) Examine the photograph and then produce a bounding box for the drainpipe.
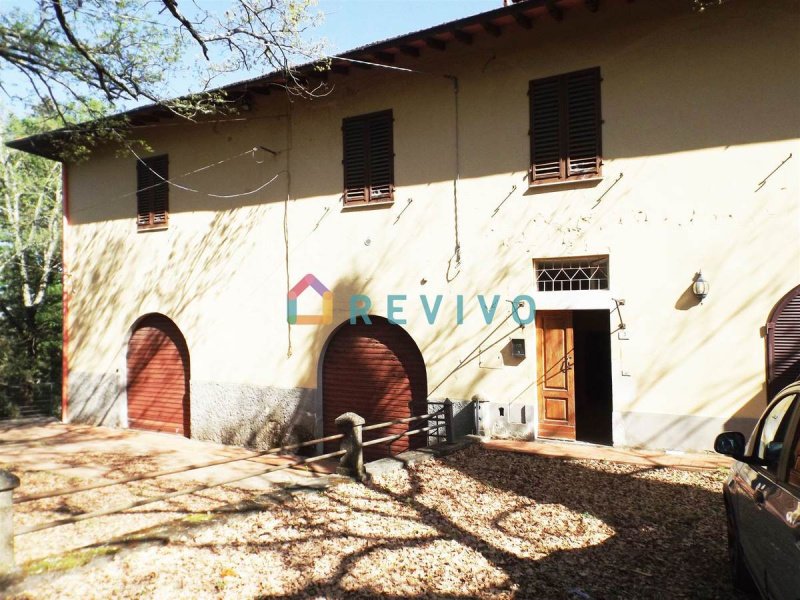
[61,164,69,423]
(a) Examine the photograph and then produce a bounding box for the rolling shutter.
[136,155,169,229]
[342,110,394,204]
[530,67,601,184]
[768,285,800,397]
[127,315,190,435]
[323,318,426,459]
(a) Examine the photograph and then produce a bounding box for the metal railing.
[0,399,456,572]
[0,383,60,420]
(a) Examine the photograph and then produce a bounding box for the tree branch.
[161,0,211,60]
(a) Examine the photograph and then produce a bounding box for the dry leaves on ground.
[9,445,744,600]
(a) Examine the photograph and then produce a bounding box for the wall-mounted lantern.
[511,338,526,358]
[693,270,710,303]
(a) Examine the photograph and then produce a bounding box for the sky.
[0,0,504,115]
[314,0,501,53]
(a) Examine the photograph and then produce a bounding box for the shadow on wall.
[628,208,793,450]
[723,387,766,443]
[68,205,300,438]
[66,0,800,222]
[674,283,701,311]
[304,254,530,443]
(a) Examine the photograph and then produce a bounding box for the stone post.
[0,470,20,573]
[443,398,455,444]
[335,412,367,482]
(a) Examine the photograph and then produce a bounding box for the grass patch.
[183,513,215,523]
[23,546,119,576]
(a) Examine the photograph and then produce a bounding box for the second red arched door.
[323,317,427,459]
[767,285,800,398]
[127,314,191,436]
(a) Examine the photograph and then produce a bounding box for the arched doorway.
[127,314,191,436]
[322,316,427,459]
[767,284,800,397]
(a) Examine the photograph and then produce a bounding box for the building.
[9,0,800,453]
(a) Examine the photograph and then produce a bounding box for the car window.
[756,393,798,472]
[789,413,800,488]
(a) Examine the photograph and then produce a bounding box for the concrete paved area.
[481,437,733,471]
[0,419,339,498]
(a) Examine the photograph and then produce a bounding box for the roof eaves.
[7,0,592,160]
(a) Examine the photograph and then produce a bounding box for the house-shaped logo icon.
[287,274,333,325]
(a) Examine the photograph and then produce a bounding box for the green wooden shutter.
[342,110,394,204]
[530,77,563,182]
[343,117,368,204]
[136,155,169,228]
[367,111,394,201]
[530,68,601,184]
[566,68,601,178]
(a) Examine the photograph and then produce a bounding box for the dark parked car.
[715,382,800,599]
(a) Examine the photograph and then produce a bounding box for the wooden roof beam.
[331,64,350,75]
[453,30,473,45]
[483,22,502,37]
[130,115,161,125]
[425,37,446,51]
[546,0,564,21]
[373,51,395,64]
[249,86,272,95]
[514,12,533,29]
[399,45,420,57]
[307,70,329,82]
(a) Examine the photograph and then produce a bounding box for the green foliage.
[0,112,63,396]
[0,1,324,136]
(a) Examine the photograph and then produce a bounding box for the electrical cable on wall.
[449,75,462,268]
[329,55,465,279]
[127,143,283,198]
[68,144,285,215]
[284,98,293,358]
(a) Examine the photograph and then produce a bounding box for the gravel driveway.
[7,444,743,600]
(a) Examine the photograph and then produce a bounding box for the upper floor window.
[342,110,394,205]
[136,155,169,230]
[529,67,602,185]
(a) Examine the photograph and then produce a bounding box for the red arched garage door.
[127,314,190,436]
[323,316,427,459]
[767,284,800,397]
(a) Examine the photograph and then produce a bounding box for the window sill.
[137,224,169,233]
[341,199,394,211]
[526,177,604,194]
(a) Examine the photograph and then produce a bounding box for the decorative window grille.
[535,256,609,291]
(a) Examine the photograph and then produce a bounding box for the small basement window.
[535,256,609,291]
[136,154,169,230]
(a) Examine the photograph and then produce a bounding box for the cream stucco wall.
[63,0,800,450]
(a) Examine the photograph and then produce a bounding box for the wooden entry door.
[536,311,576,440]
